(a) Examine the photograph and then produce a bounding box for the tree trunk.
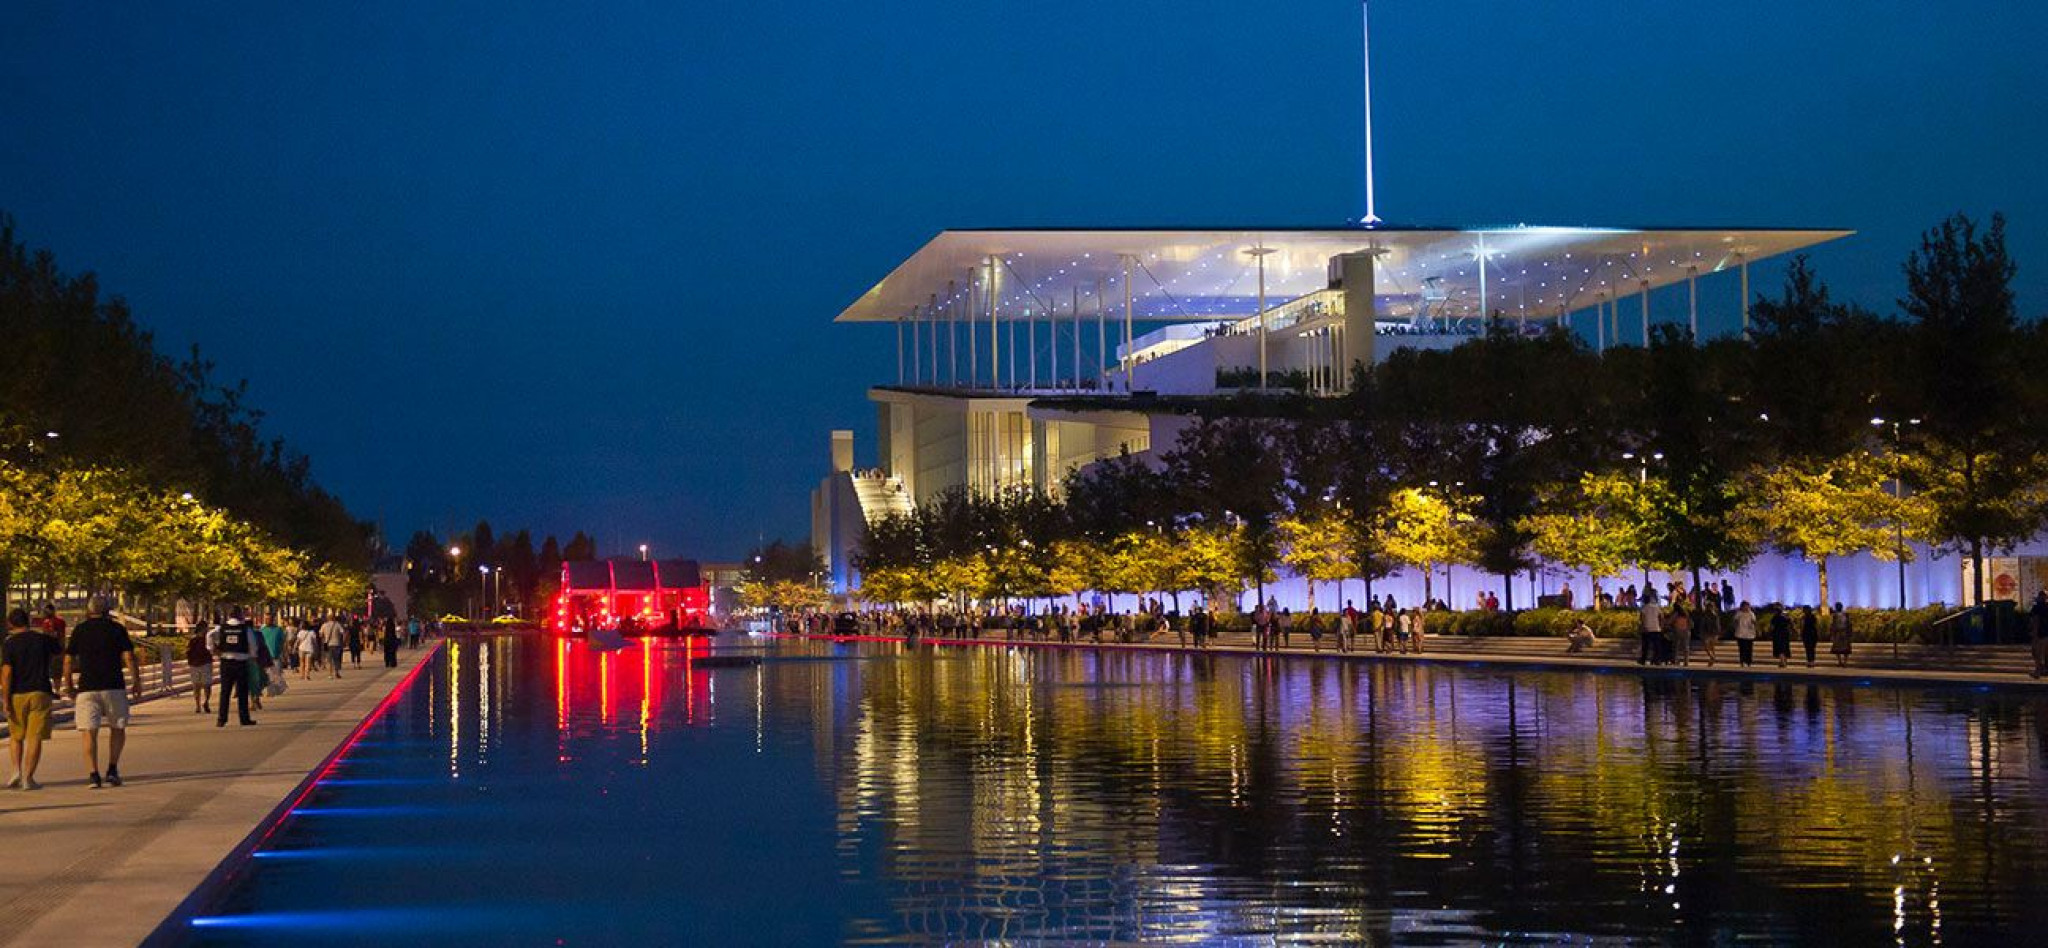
[1816,557,1830,610]
[1422,564,1434,605]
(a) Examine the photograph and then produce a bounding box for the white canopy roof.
[835,225,1852,324]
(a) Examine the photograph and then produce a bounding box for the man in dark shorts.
[62,597,141,789]
[4,607,62,790]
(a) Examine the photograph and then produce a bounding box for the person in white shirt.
[1732,602,1758,667]
[295,621,319,681]
[318,616,347,679]
[1638,590,1663,665]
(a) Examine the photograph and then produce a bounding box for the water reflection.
[787,642,2046,945]
[191,637,2048,946]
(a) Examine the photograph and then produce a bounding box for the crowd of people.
[796,593,1453,657]
[1,593,429,792]
[784,582,2048,683]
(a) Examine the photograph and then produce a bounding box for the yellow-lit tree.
[1178,523,1250,612]
[1376,487,1477,605]
[1047,538,1107,611]
[1520,471,1653,597]
[1743,452,1926,607]
[1279,506,1353,611]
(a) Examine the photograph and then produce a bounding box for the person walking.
[4,608,61,790]
[62,597,140,788]
[382,617,401,668]
[1829,603,1854,667]
[186,622,214,714]
[1637,589,1662,666]
[1669,603,1693,666]
[1733,601,1758,667]
[346,618,365,669]
[213,606,259,727]
[296,620,319,681]
[1799,606,1820,668]
[257,614,287,704]
[407,616,422,649]
[320,614,347,678]
[1769,605,1794,668]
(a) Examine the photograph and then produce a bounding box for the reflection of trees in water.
[799,641,2046,944]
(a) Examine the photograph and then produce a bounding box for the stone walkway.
[0,644,440,948]
[793,627,2047,688]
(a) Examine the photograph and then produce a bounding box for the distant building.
[842,226,1848,502]
[811,430,914,593]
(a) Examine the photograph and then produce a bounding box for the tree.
[1520,471,1652,595]
[1894,213,2043,605]
[1279,506,1354,611]
[1161,417,1286,603]
[1743,452,1922,607]
[1376,487,1476,605]
[1631,327,1761,590]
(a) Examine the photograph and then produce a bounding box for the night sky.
[3,1,2043,560]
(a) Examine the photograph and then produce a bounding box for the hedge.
[1422,604,1950,643]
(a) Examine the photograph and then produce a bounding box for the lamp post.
[1872,416,1920,610]
[478,565,492,619]
[639,543,650,562]
[1621,453,1661,590]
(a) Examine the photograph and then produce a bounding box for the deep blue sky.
[4,1,2043,560]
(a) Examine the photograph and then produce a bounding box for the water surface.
[175,635,2048,945]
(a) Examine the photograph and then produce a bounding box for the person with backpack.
[186,622,214,714]
[213,606,258,727]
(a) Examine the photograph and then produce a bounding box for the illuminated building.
[552,557,709,632]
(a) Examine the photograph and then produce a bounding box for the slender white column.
[1596,294,1606,353]
[1739,254,1751,338]
[910,306,922,384]
[1120,256,1134,387]
[929,293,939,382]
[896,316,904,384]
[987,256,1000,390]
[1245,244,1275,389]
[1028,307,1037,390]
[1639,280,1651,347]
[947,280,958,386]
[1048,298,1059,390]
[1096,278,1106,387]
[1070,285,1080,392]
[967,270,979,388]
[1686,266,1698,340]
[1477,233,1489,321]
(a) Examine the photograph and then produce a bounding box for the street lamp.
[639,543,650,561]
[479,565,493,619]
[1872,416,1921,610]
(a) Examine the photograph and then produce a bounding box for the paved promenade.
[0,645,439,948]
[792,627,2047,689]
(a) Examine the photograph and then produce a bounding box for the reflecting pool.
[171,635,2048,945]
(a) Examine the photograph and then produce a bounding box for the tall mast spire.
[1360,0,1381,225]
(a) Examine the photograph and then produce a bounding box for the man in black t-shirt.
[4,608,61,790]
[62,597,140,789]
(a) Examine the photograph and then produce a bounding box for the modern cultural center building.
[803,221,2048,612]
